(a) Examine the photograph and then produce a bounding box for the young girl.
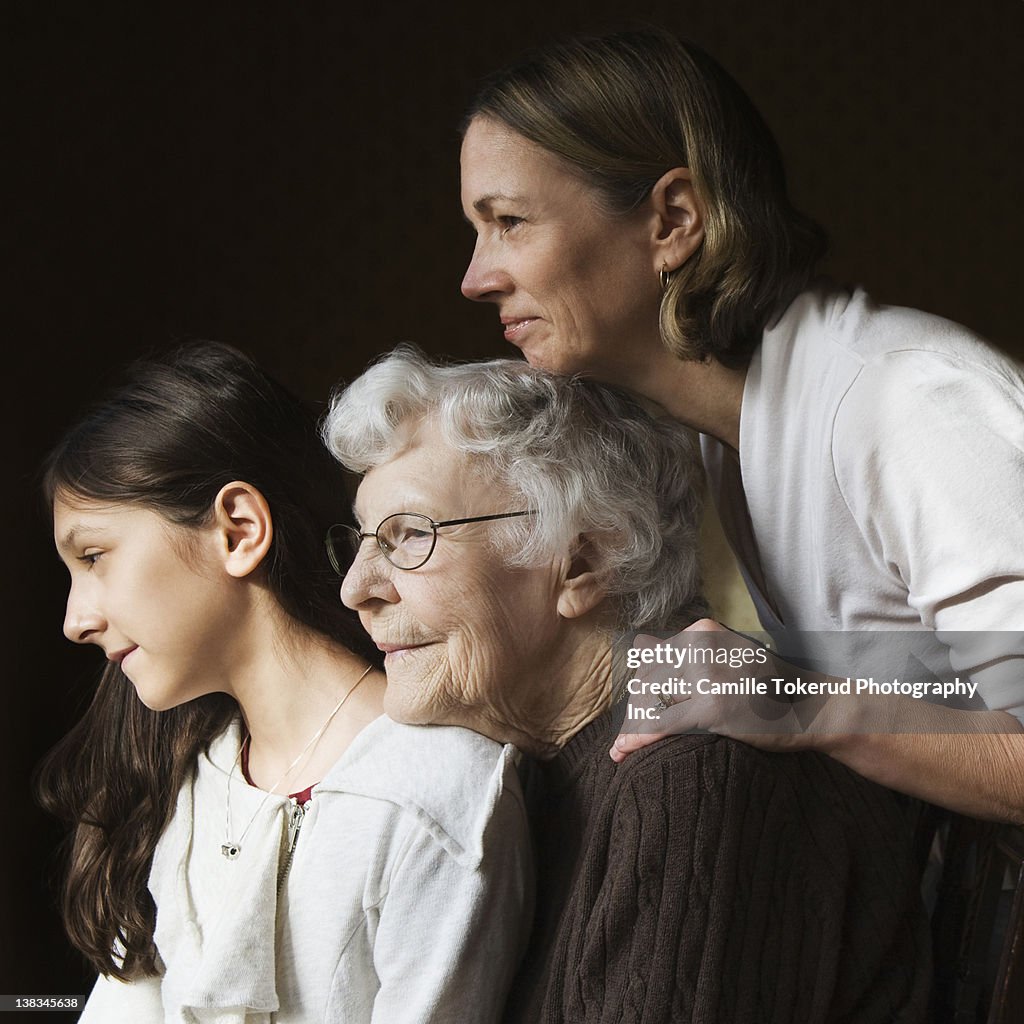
[38,342,530,1023]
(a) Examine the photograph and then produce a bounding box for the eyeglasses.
[325,510,534,574]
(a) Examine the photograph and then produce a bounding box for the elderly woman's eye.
[379,515,435,557]
[397,526,433,551]
[498,216,524,235]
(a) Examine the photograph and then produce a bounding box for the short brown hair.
[466,28,827,368]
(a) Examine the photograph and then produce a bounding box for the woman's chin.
[382,687,439,726]
[516,340,597,379]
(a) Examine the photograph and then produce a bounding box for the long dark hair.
[35,341,376,979]
[466,28,827,368]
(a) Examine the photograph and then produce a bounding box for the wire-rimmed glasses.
[325,510,534,574]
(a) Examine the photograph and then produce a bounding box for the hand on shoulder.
[610,618,827,762]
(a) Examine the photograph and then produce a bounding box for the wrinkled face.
[460,116,664,377]
[54,496,235,710]
[340,421,569,734]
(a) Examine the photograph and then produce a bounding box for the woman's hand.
[611,618,832,762]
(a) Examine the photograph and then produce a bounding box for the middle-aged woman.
[326,347,931,1023]
[457,28,1024,824]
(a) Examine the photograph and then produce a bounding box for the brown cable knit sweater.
[504,706,931,1023]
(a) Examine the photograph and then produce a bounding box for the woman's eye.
[397,528,433,550]
[498,216,524,236]
[78,551,103,567]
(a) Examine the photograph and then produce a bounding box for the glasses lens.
[325,524,360,576]
[377,513,436,570]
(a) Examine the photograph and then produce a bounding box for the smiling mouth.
[375,642,432,657]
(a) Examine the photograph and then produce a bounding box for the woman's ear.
[212,482,274,579]
[556,537,607,620]
[650,167,705,272]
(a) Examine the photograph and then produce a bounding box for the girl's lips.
[109,646,138,666]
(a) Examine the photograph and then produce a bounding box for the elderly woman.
[324,348,930,1023]
[457,28,1024,825]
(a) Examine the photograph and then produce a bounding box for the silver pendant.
[221,842,241,859]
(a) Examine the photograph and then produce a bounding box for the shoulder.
[325,714,521,791]
[829,337,1024,512]
[824,289,1023,424]
[319,715,527,867]
[596,733,762,836]
[787,291,1024,492]
[771,284,1018,382]
[609,729,776,788]
[609,733,904,837]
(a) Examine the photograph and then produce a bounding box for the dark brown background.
[5,0,1022,1010]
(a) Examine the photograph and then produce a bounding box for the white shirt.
[703,285,1024,719]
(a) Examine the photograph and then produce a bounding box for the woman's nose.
[461,240,511,302]
[63,586,104,644]
[340,546,400,609]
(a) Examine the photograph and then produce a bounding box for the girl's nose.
[63,588,105,645]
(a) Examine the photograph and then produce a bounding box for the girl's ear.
[556,536,607,620]
[212,482,273,579]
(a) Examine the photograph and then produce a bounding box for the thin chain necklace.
[221,663,373,859]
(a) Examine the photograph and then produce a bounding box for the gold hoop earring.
[659,262,671,291]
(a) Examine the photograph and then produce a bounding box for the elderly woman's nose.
[340,549,399,609]
[461,241,509,302]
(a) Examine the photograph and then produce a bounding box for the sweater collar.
[540,699,626,789]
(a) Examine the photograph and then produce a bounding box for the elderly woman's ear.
[650,167,705,273]
[555,537,607,620]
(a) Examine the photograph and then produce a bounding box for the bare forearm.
[613,622,1024,822]
[819,700,1024,824]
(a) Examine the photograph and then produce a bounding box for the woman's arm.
[814,702,1024,824]
[612,620,1024,824]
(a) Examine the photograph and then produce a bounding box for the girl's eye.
[78,551,103,567]
[498,216,524,236]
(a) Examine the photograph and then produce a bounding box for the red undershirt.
[240,738,316,805]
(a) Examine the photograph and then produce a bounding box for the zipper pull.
[286,799,306,853]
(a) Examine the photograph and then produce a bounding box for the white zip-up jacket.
[80,715,532,1023]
